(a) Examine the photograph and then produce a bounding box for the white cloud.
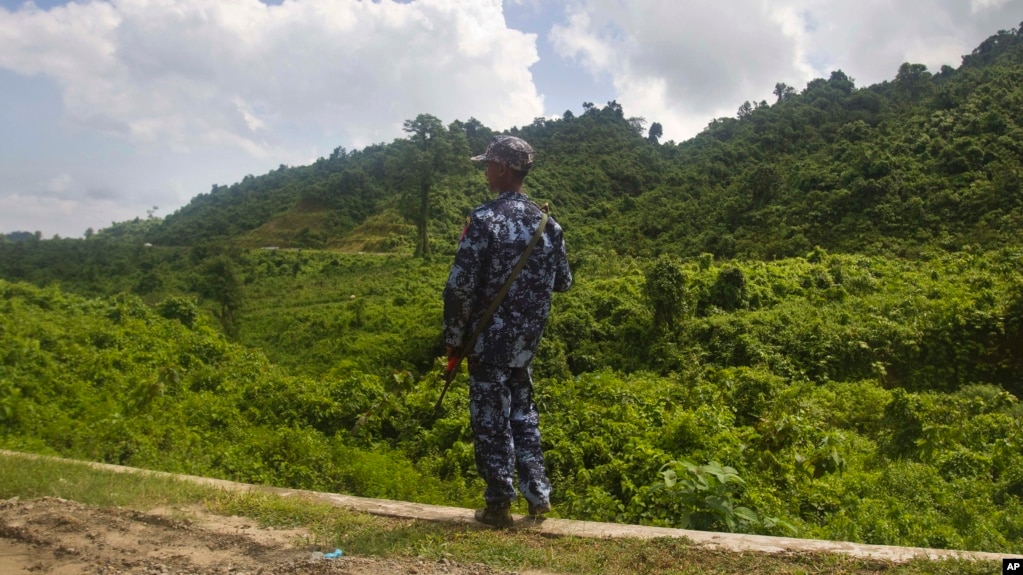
[0,192,138,238]
[550,6,616,76]
[0,1,121,79]
[972,0,1012,11]
[46,173,74,195]
[550,0,809,141]
[0,0,543,152]
[548,0,1023,141]
[0,0,545,236]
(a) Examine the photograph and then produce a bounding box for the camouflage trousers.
[468,361,551,508]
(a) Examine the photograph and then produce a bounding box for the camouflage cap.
[471,135,534,171]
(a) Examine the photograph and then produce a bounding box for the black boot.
[474,503,513,528]
[527,501,551,519]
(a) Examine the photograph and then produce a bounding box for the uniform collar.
[497,190,527,200]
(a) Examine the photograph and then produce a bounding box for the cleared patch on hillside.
[326,210,416,253]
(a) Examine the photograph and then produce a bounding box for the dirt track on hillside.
[0,497,532,575]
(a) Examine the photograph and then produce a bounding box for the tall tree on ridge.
[402,114,469,259]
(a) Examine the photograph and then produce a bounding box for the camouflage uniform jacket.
[443,191,572,367]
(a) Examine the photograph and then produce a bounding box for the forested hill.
[114,22,1023,260]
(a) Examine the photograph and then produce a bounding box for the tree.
[453,116,492,155]
[195,256,243,336]
[644,256,689,335]
[400,114,469,259]
[828,70,855,94]
[710,266,748,311]
[746,165,782,209]
[894,62,933,102]
[628,116,647,135]
[648,122,664,144]
[404,114,446,259]
[773,82,795,103]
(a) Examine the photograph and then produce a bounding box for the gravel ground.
[0,497,537,575]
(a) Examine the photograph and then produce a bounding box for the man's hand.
[445,346,462,372]
[435,346,464,412]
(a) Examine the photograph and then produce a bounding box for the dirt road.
[0,497,517,575]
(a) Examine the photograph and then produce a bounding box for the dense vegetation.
[2,23,1023,554]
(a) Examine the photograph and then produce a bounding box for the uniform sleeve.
[443,215,488,348]
[552,225,573,293]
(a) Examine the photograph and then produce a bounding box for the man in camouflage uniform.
[443,135,573,527]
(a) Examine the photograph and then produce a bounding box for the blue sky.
[1,0,1021,238]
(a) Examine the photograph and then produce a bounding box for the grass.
[0,451,1002,575]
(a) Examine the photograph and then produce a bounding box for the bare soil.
[0,497,521,575]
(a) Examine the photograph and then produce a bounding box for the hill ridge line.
[2,450,1008,564]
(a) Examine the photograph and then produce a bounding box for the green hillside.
[1,23,1023,555]
[103,23,1023,260]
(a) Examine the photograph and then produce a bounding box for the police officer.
[443,135,573,527]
